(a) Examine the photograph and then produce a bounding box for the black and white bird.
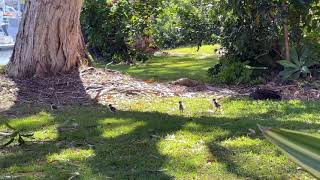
[212,99,221,109]
[178,101,185,114]
[108,104,117,113]
[247,128,256,136]
[50,103,58,111]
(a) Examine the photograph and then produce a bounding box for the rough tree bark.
[7,0,89,78]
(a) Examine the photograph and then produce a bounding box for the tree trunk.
[284,21,290,61]
[283,2,290,61]
[7,0,89,78]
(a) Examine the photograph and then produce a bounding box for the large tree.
[7,0,89,78]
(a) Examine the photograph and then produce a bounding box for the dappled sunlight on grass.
[33,125,58,141]
[1,111,54,131]
[1,97,319,179]
[221,136,270,153]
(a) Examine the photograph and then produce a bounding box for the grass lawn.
[1,98,319,179]
[0,65,5,74]
[104,45,219,82]
[164,44,220,55]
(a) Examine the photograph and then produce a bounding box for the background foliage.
[81,0,219,62]
[81,0,320,84]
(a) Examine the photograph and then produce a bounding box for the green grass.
[1,98,319,179]
[164,44,220,55]
[101,45,219,82]
[0,65,5,74]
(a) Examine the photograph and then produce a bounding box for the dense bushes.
[208,56,253,85]
[81,0,320,85]
[208,0,320,84]
[152,1,218,49]
[81,0,130,62]
[81,0,219,63]
[81,0,161,63]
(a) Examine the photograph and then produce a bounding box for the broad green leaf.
[301,66,311,74]
[278,60,298,69]
[259,125,320,178]
[279,68,300,81]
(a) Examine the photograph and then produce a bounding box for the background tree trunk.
[7,0,89,78]
[283,2,290,61]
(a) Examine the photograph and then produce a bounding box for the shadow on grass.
[0,70,319,179]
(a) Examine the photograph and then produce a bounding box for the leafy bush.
[208,56,253,85]
[81,0,131,63]
[81,0,162,63]
[152,1,218,49]
[278,47,319,82]
[218,0,281,66]
[217,0,319,69]
[208,63,222,77]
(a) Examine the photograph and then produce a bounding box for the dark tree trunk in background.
[283,2,290,61]
[7,0,89,78]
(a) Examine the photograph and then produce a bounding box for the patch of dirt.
[170,78,201,87]
[1,67,319,112]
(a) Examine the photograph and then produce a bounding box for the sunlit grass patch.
[102,121,145,138]
[33,125,58,141]
[164,44,221,55]
[1,111,54,131]
[47,148,95,162]
[105,45,220,82]
[0,65,5,74]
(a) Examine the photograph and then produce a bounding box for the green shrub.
[207,63,222,77]
[218,61,252,85]
[81,0,161,63]
[81,0,132,63]
[152,1,218,49]
[208,56,253,85]
[278,46,320,82]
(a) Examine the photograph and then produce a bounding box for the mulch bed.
[1,67,320,113]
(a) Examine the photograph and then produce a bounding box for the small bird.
[247,128,256,136]
[50,103,58,111]
[212,99,221,109]
[178,101,184,114]
[211,99,223,113]
[108,104,117,113]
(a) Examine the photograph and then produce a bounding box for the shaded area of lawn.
[1,98,319,179]
[98,45,220,83]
